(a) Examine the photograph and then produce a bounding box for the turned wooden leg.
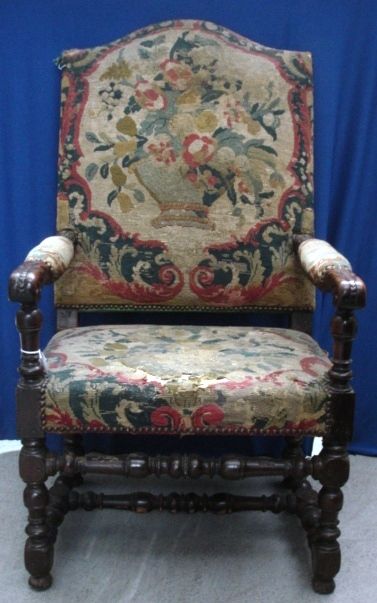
[19,438,54,591]
[295,480,320,546]
[311,438,349,594]
[45,435,84,543]
[282,436,304,490]
[63,435,84,487]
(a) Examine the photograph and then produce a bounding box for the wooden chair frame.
[9,231,365,594]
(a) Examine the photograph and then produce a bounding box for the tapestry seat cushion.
[42,325,331,435]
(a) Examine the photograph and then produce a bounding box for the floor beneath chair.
[0,451,376,603]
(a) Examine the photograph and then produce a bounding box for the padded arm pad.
[298,238,352,285]
[9,234,75,304]
[25,235,74,279]
[296,237,366,309]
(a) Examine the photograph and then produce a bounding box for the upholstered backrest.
[56,20,315,310]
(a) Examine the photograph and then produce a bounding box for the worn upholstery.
[26,236,74,279]
[55,20,315,310]
[42,325,331,435]
[298,238,352,285]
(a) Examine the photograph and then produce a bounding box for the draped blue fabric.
[1,0,376,454]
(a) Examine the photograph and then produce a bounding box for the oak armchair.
[9,20,365,594]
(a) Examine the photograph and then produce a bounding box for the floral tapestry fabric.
[42,325,331,435]
[55,20,315,310]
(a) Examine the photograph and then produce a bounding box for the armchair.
[9,20,365,594]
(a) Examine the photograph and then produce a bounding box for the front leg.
[311,438,349,594]
[20,437,54,590]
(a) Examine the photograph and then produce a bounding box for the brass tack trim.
[56,303,315,313]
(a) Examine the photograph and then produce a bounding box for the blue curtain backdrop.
[0,0,376,454]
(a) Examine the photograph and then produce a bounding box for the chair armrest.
[9,231,75,304]
[294,235,366,310]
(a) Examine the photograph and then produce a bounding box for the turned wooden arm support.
[8,230,77,304]
[9,260,55,305]
[293,235,366,310]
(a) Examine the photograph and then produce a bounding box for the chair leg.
[45,435,84,544]
[19,438,54,591]
[63,435,84,487]
[281,436,304,490]
[311,438,349,594]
